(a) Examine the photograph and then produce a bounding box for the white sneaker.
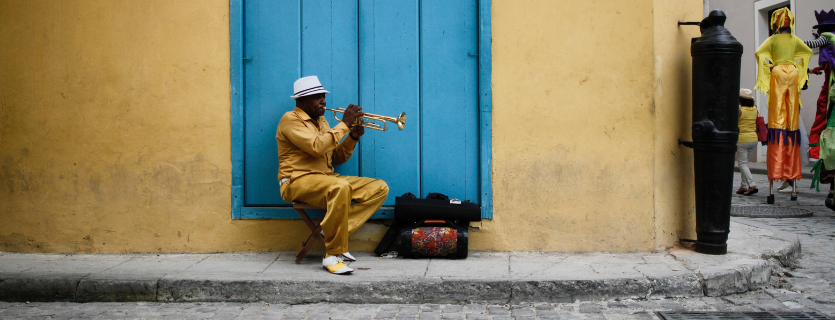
[341,252,357,262]
[322,255,353,274]
[318,231,355,261]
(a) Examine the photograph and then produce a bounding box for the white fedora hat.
[291,76,330,99]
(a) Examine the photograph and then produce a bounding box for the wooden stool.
[293,202,325,264]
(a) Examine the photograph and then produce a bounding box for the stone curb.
[695,219,802,297]
[0,277,704,304]
[700,259,771,296]
[0,223,802,304]
[154,278,693,305]
[732,219,802,266]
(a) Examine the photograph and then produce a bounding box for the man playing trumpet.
[276,76,389,275]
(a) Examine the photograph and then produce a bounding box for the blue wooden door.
[242,0,479,214]
[420,0,479,202]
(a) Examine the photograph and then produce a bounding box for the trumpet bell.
[397,112,407,131]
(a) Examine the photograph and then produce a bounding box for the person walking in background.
[755,7,813,204]
[737,89,759,196]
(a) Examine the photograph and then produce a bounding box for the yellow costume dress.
[754,9,813,182]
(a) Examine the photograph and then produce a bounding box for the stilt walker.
[806,10,835,160]
[804,10,835,209]
[754,8,813,204]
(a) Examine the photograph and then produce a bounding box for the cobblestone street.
[0,172,833,319]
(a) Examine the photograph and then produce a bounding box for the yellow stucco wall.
[0,0,700,253]
[652,0,701,248]
[477,0,699,252]
[0,0,316,253]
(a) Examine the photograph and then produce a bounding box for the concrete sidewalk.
[0,219,800,304]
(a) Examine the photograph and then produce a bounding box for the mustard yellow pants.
[766,64,802,181]
[280,174,388,255]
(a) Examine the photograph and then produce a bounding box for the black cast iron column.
[685,10,743,255]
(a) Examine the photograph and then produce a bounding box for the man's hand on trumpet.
[349,120,365,140]
[341,104,365,139]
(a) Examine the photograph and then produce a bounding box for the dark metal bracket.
[678,139,694,148]
[678,21,701,28]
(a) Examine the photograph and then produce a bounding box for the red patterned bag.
[412,227,458,256]
[399,220,468,259]
[756,111,767,144]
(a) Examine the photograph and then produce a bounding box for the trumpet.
[325,108,407,131]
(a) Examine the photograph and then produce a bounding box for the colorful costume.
[754,8,813,182]
[811,32,835,191]
[806,10,835,159]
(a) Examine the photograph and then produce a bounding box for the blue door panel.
[420,0,480,202]
[359,0,421,205]
[243,0,300,206]
[241,0,481,213]
[301,0,360,178]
